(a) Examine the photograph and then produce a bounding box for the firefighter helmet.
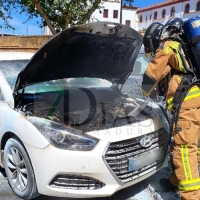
[143,22,164,54]
[160,18,184,40]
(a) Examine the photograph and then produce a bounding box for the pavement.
[0,157,180,200]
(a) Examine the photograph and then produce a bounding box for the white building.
[44,0,200,35]
[91,0,138,29]
[137,0,200,31]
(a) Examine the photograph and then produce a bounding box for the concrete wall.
[0,32,144,53]
[0,35,53,52]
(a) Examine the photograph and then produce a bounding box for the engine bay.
[15,85,147,131]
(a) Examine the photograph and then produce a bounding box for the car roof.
[0,52,34,61]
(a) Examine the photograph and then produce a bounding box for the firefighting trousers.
[171,107,200,200]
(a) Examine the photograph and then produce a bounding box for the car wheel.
[3,137,39,199]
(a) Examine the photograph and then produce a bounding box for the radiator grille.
[104,128,169,184]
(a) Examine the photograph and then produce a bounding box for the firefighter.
[142,19,200,200]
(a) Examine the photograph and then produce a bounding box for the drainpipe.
[120,0,123,24]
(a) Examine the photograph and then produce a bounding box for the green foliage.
[0,0,103,34]
[0,0,134,35]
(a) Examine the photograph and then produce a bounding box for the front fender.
[0,103,49,149]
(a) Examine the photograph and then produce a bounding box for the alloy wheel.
[6,147,28,192]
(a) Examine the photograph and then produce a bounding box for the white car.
[0,22,170,199]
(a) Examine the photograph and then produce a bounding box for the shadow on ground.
[0,167,6,177]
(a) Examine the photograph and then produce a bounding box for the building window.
[113,10,118,18]
[139,15,142,22]
[185,4,190,13]
[146,16,147,22]
[125,20,131,27]
[162,9,166,18]
[150,15,151,20]
[171,7,175,17]
[197,1,200,11]
[154,11,157,20]
[103,9,108,18]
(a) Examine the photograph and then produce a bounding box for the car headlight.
[27,117,98,151]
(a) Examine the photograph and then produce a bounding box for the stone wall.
[0,35,53,52]
[0,32,144,52]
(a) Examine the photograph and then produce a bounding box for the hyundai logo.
[139,136,153,148]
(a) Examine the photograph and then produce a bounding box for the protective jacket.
[142,40,200,200]
[142,40,200,111]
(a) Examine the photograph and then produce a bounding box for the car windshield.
[0,60,112,92]
[0,52,149,95]
[23,78,112,93]
[0,60,29,89]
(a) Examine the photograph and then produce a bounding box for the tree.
[1,0,134,35]
[1,0,103,35]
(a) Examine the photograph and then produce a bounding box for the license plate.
[128,148,164,172]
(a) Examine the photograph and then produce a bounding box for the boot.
[159,178,178,191]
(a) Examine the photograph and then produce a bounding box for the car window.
[0,60,29,89]
[131,53,150,76]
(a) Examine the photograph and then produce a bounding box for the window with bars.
[162,9,166,18]
[103,9,108,18]
[197,2,200,11]
[185,4,190,13]
[113,10,118,18]
[171,7,175,17]
[154,11,157,20]
[139,15,142,22]
[125,20,131,27]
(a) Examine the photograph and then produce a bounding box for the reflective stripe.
[181,145,192,181]
[167,86,200,110]
[166,76,182,110]
[167,97,173,110]
[179,145,200,191]
[164,41,186,72]
[179,178,200,191]
[164,42,178,54]
[176,51,186,73]
[184,86,200,101]
[164,41,200,110]
[142,90,149,96]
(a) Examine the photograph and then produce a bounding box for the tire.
[3,137,40,199]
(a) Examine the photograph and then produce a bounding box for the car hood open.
[14,22,143,91]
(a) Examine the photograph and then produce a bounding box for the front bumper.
[25,128,169,198]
